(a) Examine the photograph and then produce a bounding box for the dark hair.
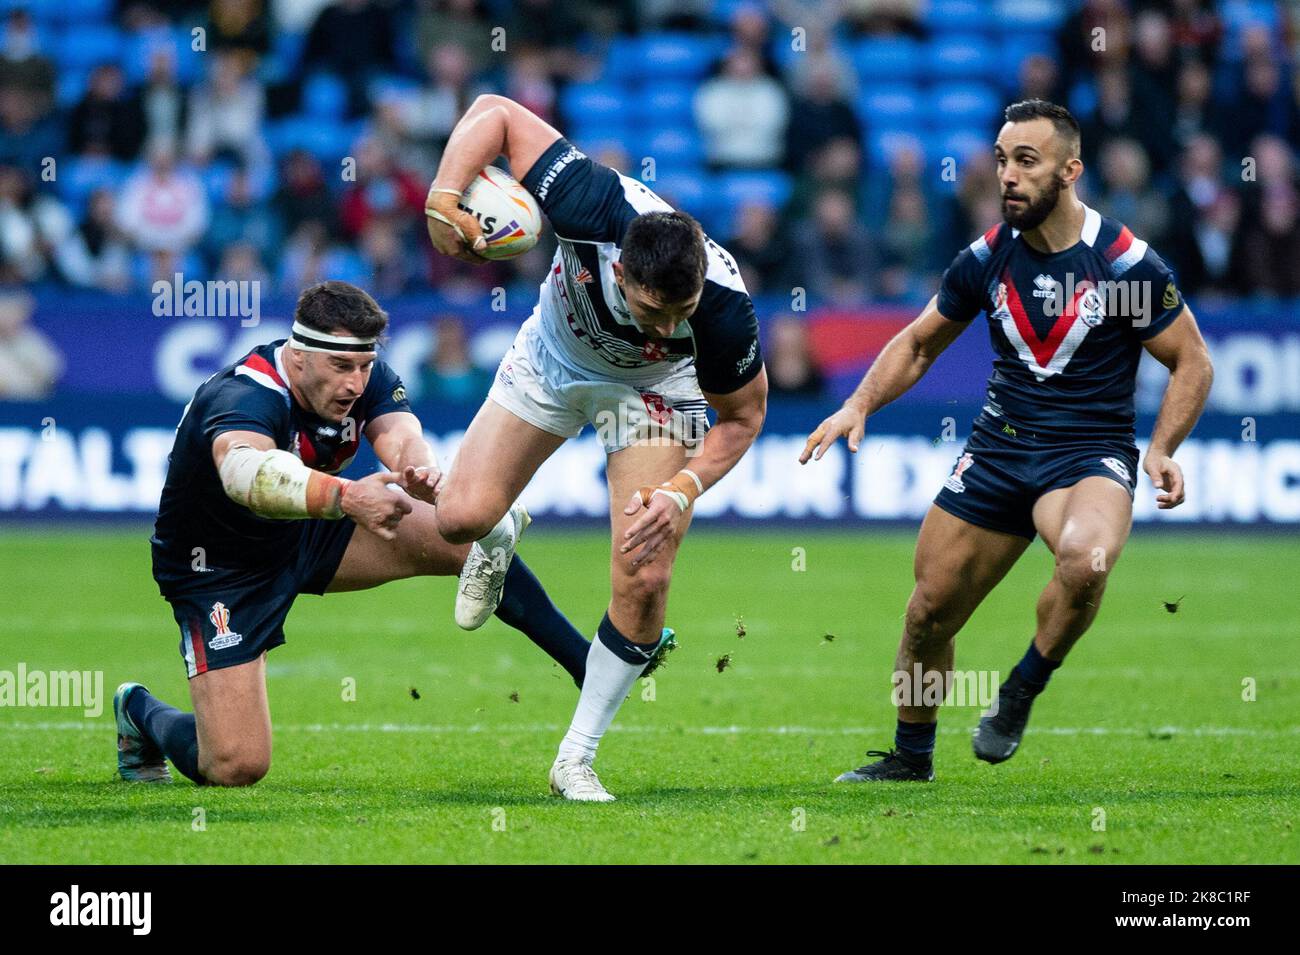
[620,211,708,302]
[1004,99,1082,157]
[294,281,389,342]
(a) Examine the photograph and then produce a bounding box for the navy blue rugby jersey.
[151,340,410,582]
[518,136,763,393]
[937,205,1185,438]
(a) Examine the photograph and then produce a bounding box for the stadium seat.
[926,0,993,35]
[57,156,125,217]
[265,117,359,164]
[55,69,87,109]
[925,83,1002,130]
[867,128,927,169]
[53,24,122,70]
[603,33,724,84]
[638,126,707,170]
[123,28,201,86]
[302,72,348,120]
[632,82,696,126]
[934,127,991,165]
[927,37,999,81]
[559,82,628,127]
[852,37,923,83]
[858,84,922,131]
[992,0,1068,32]
[715,170,792,212]
[1000,32,1056,86]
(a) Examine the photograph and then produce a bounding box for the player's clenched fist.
[424,186,488,264]
[341,471,413,540]
[800,406,867,464]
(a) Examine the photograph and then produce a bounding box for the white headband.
[288,321,379,354]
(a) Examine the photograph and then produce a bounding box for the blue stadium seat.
[926,0,993,34]
[934,127,991,164]
[646,170,708,211]
[992,0,1068,32]
[201,162,237,203]
[604,33,724,84]
[55,69,87,109]
[265,117,359,164]
[302,72,348,120]
[925,83,1001,130]
[566,128,636,162]
[858,84,922,131]
[639,126,706,170]
[54,24,122,70]
[124,28,201,86]
[716,170,792,211]
[559,82,628,126]
[853,37,922,83]
[867,128,927,169]
[57,156,124,217]
[632,82,696,125]
[928,37,998,81]
[1000,32,1056,85]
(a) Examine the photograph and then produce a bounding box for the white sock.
[557,636,648,763]
[478,510,515,553]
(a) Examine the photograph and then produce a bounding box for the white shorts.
[488,315,711,454]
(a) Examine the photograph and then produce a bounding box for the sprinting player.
[425,95,767,801]
[801,100,1213,781]
[116,280,606,786]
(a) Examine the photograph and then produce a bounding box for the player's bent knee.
[1054,545,1110,595]
[436,496,506,545]
[903,588,954,650]
[200,749,270,787]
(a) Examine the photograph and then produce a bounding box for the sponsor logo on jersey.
[534,145,585,201]
[208,602,243,651]
[391,385,407,403]
[944,453,974,493]
[497,362,514,387]
[642,339,669,361]
[573,267,593,285]
[736,339,759,374]
[1163,280,1179,310]
[1100,456,1132,484]
[1032,273,1057,301]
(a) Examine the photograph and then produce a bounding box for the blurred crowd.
[1,0,1299,402]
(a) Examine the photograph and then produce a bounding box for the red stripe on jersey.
[243,353,286,387]
[1104,226,1134,263]
[296,430,317,466]
[982,224,1001,249]
[1003,275,1088,368]
[189,616,208,675]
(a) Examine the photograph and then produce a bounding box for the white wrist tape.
[219,446,345,520]
[651,487,690,512]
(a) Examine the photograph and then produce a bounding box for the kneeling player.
[116,281,637,786]
[802,101,1213,781]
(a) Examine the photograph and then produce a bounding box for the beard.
[1001,173,1066,231]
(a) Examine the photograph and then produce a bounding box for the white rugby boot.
[549,755,616,802]
[454,502,531,630]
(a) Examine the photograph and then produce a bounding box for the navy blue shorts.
[934,424,1138,541]
[157,518,357,678]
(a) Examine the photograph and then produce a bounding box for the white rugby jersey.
[517,137,763,392]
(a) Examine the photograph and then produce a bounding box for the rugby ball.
[455,166,543,260]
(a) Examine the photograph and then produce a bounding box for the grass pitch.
[0,527,1296,864]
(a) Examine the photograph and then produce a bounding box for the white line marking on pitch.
[6,721,1298,738]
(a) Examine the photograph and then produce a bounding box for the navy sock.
[494,557,591,686]
[596,611,659,665]
[895,719,936,759]
[1012,640,1061,690]
[126,688,205,784]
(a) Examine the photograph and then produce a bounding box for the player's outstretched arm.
[212,430,412,540]
[425,94,564,262]
[366,412,442,505]
[800,296,967,463]
[621,367,768,566]
[1139,306,1214,509]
